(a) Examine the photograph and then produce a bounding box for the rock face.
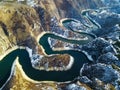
[0,2,43,55]
[100,0,120,6]
[0,2,73,71]
[85,8,120,40]
[65,84,87,90]
[81,38,116,61]
[80,63,119,83]
[0,0,120,90]
[35,0,103,19]
[87,9,120,28]
[31,54,71,71]
[97,52,120,65]
[79,76,92,85]
[34,0,104,31]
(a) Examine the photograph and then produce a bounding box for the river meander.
[0,19,94,88]
[0,35,91,88]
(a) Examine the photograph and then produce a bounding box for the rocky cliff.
[0,2,43,55]
[0,0,120,90]
[34,0,104,31]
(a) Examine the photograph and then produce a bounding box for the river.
[0,19,94,88]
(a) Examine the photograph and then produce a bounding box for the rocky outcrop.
[97,52,120,65]
[82,7,120,42]
[79,63,120,90]
[81,38,116,61]
[87,9,120,28]
[80,63,119,83]
[0,2,43,55]
[31,53,72,71]
[100,0,120,6]
[34,0,104,31]
[0,2,73,72]
[65,83,88,90]
[1,0,120,90]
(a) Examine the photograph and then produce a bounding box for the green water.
[62,19,96,38]
[0,49,20,88]
[62,19,78,31]
[81,10,101,29]
[0,18,95,88]
[41,33,94,46]
[62,19,78,24]
[0,33,92,88]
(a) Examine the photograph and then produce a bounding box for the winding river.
[61,18,97,38]
[0,19,95,89]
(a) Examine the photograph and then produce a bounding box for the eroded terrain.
[0,0,120,90]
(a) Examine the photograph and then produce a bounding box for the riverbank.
[0,46,18,61]
[60,18,97,39]
[16,58,40,83]
[0,57,18,90]
[0,46,26,89]
[0,18,93,89]
[50,44,93,62]
[65,56,74,70]
[0,47,60,89]
[0,32,91,89]
[16,58,72,83]
[34,55,74,71]
[37,31,48,56]
[52,47,71,51]
[0,46,26,61]
[60,18,79,27]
